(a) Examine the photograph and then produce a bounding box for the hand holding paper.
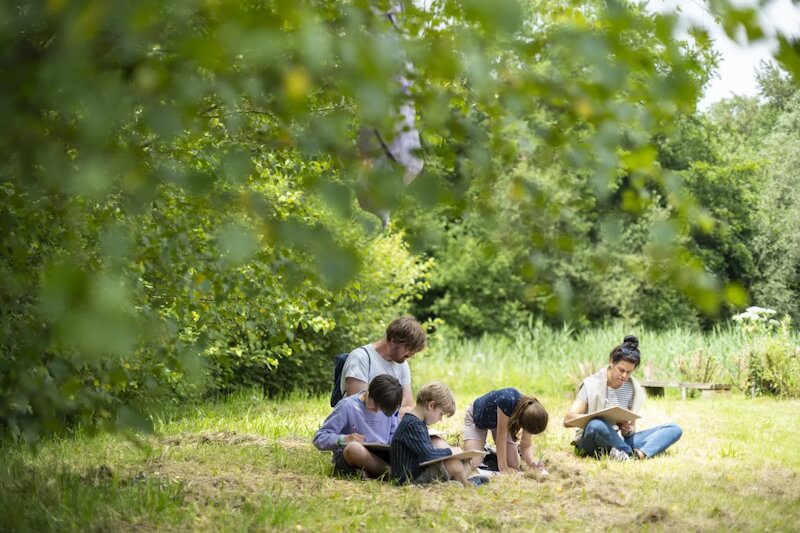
[344,433,365,443]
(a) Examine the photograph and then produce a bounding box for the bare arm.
[563,397,588,427]
[495,408,514,473]
[399,384,414,416]
[519,430,537,468]
[344,377,368,398]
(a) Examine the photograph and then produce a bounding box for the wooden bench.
[639,380,731,400]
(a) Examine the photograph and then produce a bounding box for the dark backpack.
[481,447,499,472]
[329,347,370,407]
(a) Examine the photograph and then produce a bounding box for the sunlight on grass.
[2,329,799,531]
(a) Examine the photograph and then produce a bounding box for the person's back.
[390,411,452,484]
[471,388,523,429]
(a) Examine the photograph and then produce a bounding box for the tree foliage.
[2,0,800,440]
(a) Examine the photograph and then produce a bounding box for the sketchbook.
[362,442,391,460]
[362,442,390,451]
[564,406,641,429]
[420,450,487,467]
[427,429,447,438]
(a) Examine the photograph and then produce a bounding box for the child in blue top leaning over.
[314,374,403,479]
[391,381,480,487]
[463,388,549,473]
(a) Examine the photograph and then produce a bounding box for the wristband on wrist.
[337,435,345,446]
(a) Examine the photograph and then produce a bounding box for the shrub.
[731,308,800,397]
[746,335,800,398]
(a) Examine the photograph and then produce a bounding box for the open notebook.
[361,442,390,452]
[564,406,640,429]
[420,450,487,467]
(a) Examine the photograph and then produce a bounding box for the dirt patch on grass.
[636,506,669,525]
[129,431,320,507]
[535,451,585,485]
[159,431,273,448]
[132,457,270,507]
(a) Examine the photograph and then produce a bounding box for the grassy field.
[2,328,799,531]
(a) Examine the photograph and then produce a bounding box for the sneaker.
[608,448,631,461]
[467,474,491,486]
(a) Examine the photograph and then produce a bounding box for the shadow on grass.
[0,458,188,532]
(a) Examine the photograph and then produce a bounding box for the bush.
[136,173,431,399]
[416,226,530,337]
[732,308,800,397]
[256,232,431,397]
[746,336,800,398]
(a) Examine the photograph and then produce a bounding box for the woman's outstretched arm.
[563,397,588,427]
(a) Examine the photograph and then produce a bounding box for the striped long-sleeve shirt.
[390,413,451,484]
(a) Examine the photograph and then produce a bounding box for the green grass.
[2,327,799,531]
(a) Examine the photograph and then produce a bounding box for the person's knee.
[668,424,683,441]
[343,443,367,464]
[444,458,465,477]
[584,419,609,436]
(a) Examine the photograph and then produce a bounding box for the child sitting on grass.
[313,374,403,479]
[390,381,484,487]
[463,388,549,474]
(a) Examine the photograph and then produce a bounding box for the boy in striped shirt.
[390,382,477,486]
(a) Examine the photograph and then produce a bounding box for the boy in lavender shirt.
[314,375,403,478]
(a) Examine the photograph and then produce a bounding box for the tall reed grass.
[413,322,780,398]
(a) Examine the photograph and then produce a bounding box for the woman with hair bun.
[563,335,682,461]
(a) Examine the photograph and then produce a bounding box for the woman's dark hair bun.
[609,335,641,367]
[622,335,639,348]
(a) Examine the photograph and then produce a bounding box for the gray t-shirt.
[339,344,411,394]
[578,380,634,410]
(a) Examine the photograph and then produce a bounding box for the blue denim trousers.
[576,418,682,458]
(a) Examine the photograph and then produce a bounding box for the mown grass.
[2,327,799,532]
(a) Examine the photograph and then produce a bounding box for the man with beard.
[339,317,426,415]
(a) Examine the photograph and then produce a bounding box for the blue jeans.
[576,418,682,458]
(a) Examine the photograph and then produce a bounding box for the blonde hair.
[415,381,456,417]
[508,395,548,441]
